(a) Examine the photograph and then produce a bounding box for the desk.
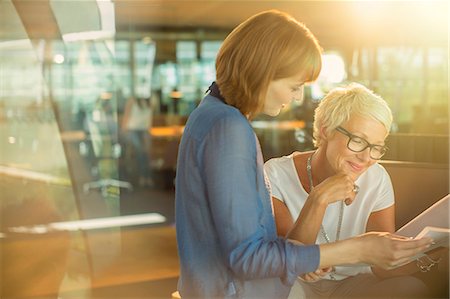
[149,120,305,137]
[149,126,184,171]
[252,120,305,130]
[59,130,86,142]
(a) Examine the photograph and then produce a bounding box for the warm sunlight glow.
[53,54,65,64]
[6,213,166,236]
[317,53,346,84]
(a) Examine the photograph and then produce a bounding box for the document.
[341,195,449,268]
[396,194,450,258]
[415,226,450,248]
[396,194,449,238]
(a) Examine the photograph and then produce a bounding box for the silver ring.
[352,184,360,194]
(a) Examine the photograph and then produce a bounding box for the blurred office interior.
[0,1,449,298]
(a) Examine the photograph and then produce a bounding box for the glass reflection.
[0,2,92,298]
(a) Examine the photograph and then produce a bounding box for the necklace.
[306,153,344,243]
[306,153,344,280]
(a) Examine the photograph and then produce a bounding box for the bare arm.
[286,192,326,244]
[273,171,358,282]
[272,197,294,237]
[366,206,408,277]
[273,196,335,281]
[287,173,357,244]
[319,232,433,270]
[366,205,396,233]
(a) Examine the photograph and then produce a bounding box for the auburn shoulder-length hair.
[215,10,322,119]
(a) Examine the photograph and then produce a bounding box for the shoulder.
[359,163,392,188]
[185,95,253,142]
[265,154,294,168]
[264,153,296,176]
[365,163,390,178]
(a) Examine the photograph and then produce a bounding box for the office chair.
[81,109,133,197]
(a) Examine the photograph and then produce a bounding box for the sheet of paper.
[396,194,449,237]
[341,195,450,269]
[415,226,450,248]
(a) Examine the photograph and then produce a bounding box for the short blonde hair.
[216,10,322,119]
[313,83,393,147]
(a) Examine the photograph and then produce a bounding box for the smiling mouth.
[348,161,364,172]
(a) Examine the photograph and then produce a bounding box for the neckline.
[291,153,311,196]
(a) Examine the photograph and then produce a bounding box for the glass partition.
[0,1,92,297]
[0,1,164,297]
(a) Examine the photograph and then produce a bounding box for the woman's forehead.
[341,115,388,142]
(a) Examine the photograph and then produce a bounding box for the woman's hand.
[319,232,433,270]
[355,232,433,270]
[288,171,358,243]
[310,173,357,206]
[299,267,333,282]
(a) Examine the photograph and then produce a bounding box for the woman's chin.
[262,109,281,117]
[349,167,367,181]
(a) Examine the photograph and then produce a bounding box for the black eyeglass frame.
[335,126,388,160]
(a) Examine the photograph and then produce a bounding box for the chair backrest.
[87,117,104,157]
[380,160,449,229]
[87,110,118,158]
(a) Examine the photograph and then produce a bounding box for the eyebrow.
[359,135,386,146]
[293,75,307,83]
[347,129,386,145]
[290,79,304,85]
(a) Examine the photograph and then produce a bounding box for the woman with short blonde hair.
[266,83,434,298]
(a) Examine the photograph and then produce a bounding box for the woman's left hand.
[299,267,333,282]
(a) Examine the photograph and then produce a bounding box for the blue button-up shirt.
[175,94,320,299]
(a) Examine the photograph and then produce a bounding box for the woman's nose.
[293,86,304,103]
[357,147,372,161]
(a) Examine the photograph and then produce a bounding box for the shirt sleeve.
[372,165,395,212]
[201,115,319,285]
[264,158,285,202]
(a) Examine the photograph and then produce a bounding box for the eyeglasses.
[335,126,387,160]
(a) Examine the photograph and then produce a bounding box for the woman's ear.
[319,126,328,141]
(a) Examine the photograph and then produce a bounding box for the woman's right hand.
[310,173,357,206]
[299,267,333,282]
[355,232,433,270]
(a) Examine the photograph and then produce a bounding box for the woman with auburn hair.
[265,83,440,298]
[175,10,431,299]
